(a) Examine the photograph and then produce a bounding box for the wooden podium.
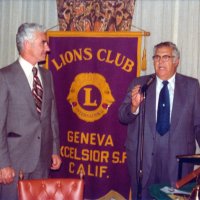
[176,154,200,188]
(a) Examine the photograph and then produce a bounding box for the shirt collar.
[19,56,39,76]
[156,74,176,90]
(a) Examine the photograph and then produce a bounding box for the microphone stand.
[137,91,147,200]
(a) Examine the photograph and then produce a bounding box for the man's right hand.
[0,167,15,184]
[131,85,144,113]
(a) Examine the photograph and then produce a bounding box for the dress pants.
[127,131,170,200]
[0,156,49,200]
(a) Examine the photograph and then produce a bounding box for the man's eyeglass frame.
[152,55,175,62]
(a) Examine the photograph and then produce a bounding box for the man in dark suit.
[0,23,62,200]
[119,41,200,199]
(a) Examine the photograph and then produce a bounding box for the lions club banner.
[46,31,142,200]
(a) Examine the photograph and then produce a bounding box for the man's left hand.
[51,154,62,170]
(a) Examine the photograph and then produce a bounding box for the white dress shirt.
[156,75,175,122]
[19,56,43,90]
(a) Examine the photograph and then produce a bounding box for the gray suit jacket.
[0,60,60,172]
[119,73,200,186]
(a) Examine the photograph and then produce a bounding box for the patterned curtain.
[56,0,135,31]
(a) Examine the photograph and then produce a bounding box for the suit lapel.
[170,74,186,132]
[38,67,48,117]
[145,79,157,135]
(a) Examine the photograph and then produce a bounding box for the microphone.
[140,74,156,94]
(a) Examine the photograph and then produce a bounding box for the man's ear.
[174,57,180,66]
[23,40,30,50]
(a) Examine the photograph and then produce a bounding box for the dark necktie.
[156,81,170,135]
[32,67,43,115]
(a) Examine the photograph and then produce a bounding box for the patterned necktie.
[32,67,43,115]
[156,80,170,135]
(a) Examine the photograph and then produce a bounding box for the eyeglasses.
[152,55,175,62]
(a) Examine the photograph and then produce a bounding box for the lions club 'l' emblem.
[67,73,115,122]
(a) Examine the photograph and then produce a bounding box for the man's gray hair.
[16,23,45,53]
[153,41,180,59]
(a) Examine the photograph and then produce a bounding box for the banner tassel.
[141,35,147,71]
[141,47,147,71]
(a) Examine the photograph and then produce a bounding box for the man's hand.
[0,167,15,184]
[131,85,144,113]
[0,169,2,183]
[51,154,62,170]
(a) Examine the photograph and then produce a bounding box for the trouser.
[0,158,49,200]
[127,131,170,200]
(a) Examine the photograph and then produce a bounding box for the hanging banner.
[46,31,142,200]
[56,0,135,31]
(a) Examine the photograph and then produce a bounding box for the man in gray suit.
[0,23,62,200]
[119,41,200,199]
